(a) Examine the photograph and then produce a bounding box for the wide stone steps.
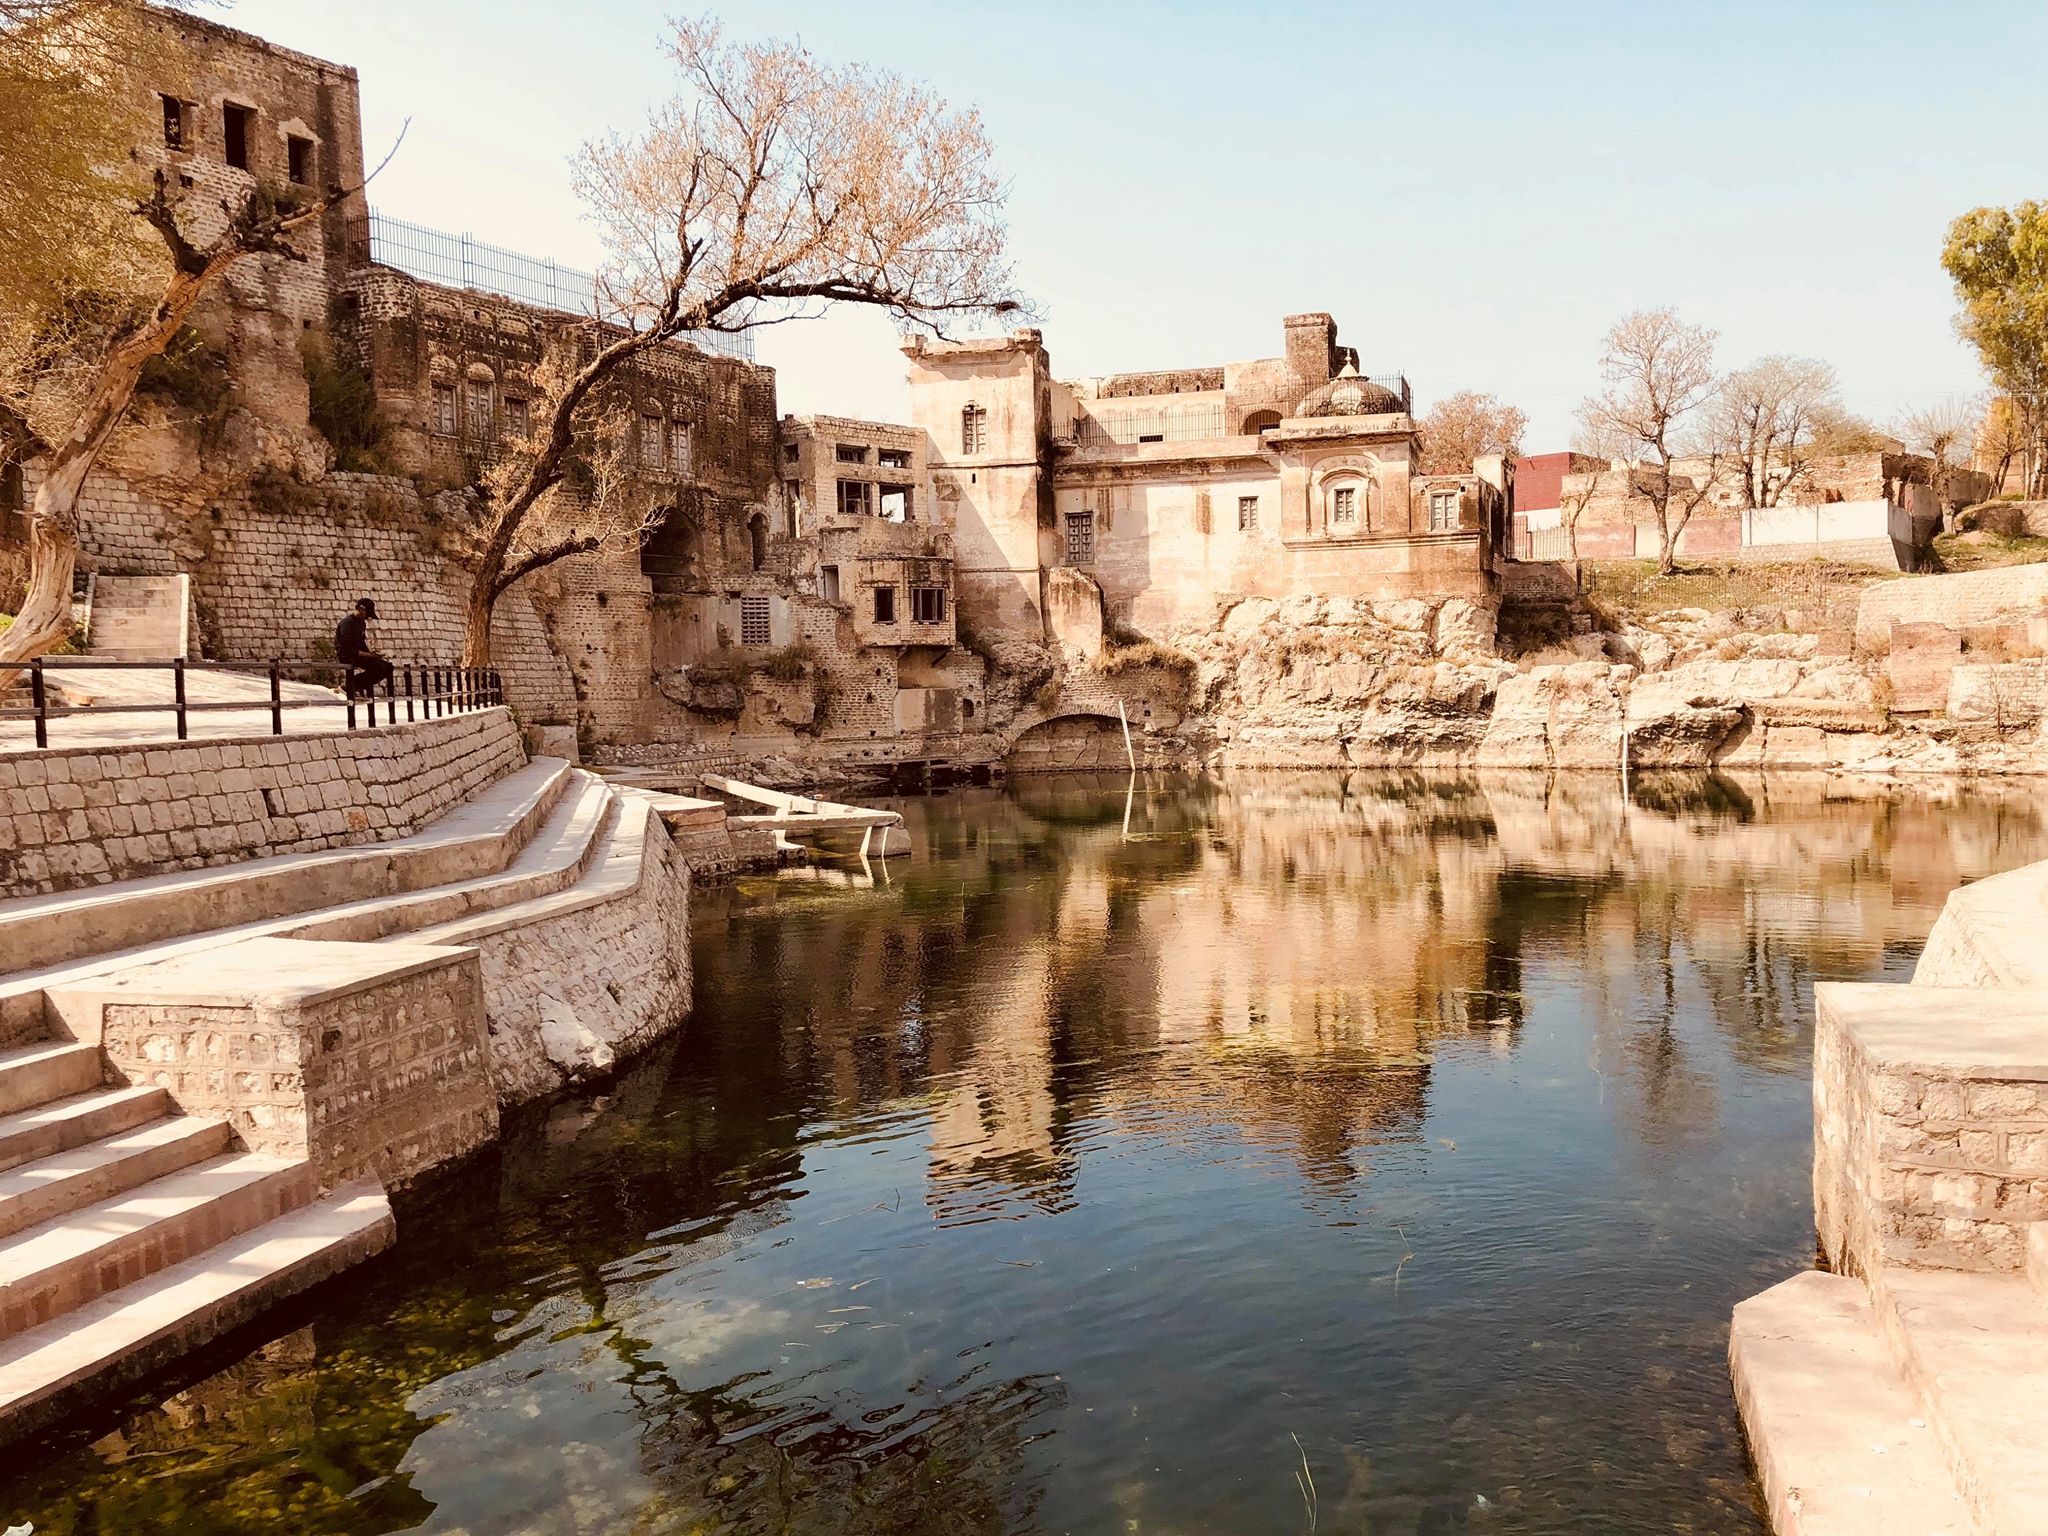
[1730,1271,1980,1535]
[0,755,573,985]
[0,1084,168,1174]
[0,1179,390,1442]
[1736,1253,2048,1536]
[0,1114,229,1239]
[0,1041,103,1117]
[0,1152,311,1342]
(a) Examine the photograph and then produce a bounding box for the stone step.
[0,1085,169,1175]
[0,1041,102,1118]
[1873,1266,2048,1536]
[2028,1224,2048,1310]
[0,1152,311,1341]
[0,1116,231,1240]
[0,755,573,986]
[1729,1270,1980,1535]
[0,1179,392,1446]
[277,772,617,944]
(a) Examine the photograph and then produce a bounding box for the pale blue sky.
[224,0,2047,448]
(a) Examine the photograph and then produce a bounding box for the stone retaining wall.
[0,708,525,897]
[1854,563,2048,650]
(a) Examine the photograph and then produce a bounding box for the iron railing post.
[403,665,415,723]
[269,661,282,735]
[172,658,188,741]
[29,659,46,749]
[385,671,396,727]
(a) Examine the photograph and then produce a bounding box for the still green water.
[5,771,2045,1535]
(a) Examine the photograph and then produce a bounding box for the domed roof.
[1294,362,1404,419]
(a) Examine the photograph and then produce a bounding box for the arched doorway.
[748,514,769,572]
[639,506,702,593]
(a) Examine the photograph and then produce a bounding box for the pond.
[7,771,2048,1535]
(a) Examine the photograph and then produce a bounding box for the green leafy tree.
[1942,202,2048,497]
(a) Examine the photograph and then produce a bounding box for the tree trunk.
[0,518,80,691]
[461,574,498,669]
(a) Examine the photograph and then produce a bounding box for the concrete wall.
[0,708,525,898]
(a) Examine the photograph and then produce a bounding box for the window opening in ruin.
[1137,433,1163,444]
[465,380,494,439]
[1066,510,1096,564]
[835,443,868,463]
[749,515,769,571]
[286,135,313,184]
[160,96,186,150]
[1331,486,1357,526]
[912,586,946,623]
[1243,409,1282,435]
[505,398,529,439]
[961,404,987,454]
[668,420,692,475]
[222,103,254,170]
[641,416,664,469]
[878,448,910,470]
[837,480,872,518]
[432,383,458,436]
[819,565,841,602]
[879,485,910,522]
[740,595,772,647]
[1238,495,1259,531]
[963,698,976,719]
[873,585,896,623]
[1429,489,1459,531]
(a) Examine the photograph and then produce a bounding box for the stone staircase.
[0,753,717,1443]
[84,573,191,659]
[1732,859,2048,1536]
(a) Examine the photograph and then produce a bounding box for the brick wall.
[1855,564,2048,649]
[0,707,525,897]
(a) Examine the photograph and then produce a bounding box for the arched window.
[1325,474,1379,534]
[748,514,769,571]
[1241,409,1282,436]
[961,403,988,455]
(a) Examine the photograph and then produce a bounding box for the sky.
[221,0,2048,450]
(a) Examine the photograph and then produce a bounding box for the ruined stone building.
[901,314,1511,652]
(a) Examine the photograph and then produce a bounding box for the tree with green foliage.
[1942,202,2048,498]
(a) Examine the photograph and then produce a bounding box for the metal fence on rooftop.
[356,210,755,363]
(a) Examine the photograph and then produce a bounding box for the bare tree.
[1710,355,1837,507]
[1576,308,1720,574]
[1416,390,1528,475]
[1893,395,1986,510]
[461,18,1024,664]
[1976,394,2028,493]
[0,0,382,682]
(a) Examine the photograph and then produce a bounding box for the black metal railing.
[2,658,504,750]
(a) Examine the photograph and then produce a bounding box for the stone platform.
[1734,855,2048,1534]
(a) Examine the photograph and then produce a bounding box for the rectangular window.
[222,103,254,171]
[433,383,458,436]
[739,595,772,647]
[783,440,799,462]
[668,419,692,475]
[1332,487,1356,525]
[837,480,872,518]
[640,417,664,469]
[1238,495,1259,531]
[878,447,910,469]
[504,398,529,439]
[1429,489,1460,531]
[1137,433,1164,444]
[819,565,841,602]
[286,135,313,185]
[879,485,910,522]
[872,585,896,623]
[161,96,186,150]
[465,381,493,439]
[962,405,986,455]
[912,587,947,624]
[835,443,868,464]
[1066,510,1096,564]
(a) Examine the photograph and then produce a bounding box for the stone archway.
[639,506,702,593]
[1005,712,1131,772]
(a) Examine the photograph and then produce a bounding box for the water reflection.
[7,770,2047,1536]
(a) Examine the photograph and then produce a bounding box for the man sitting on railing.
[335,597,394,700]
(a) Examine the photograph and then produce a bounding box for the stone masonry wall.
[1855,563,2048,650]
[0,707,525,898]
[99,948,499,1192]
